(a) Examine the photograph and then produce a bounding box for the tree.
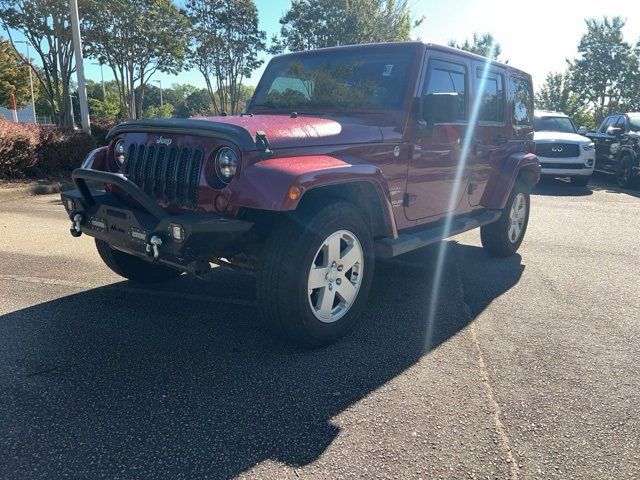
[185,0,266,115]
[569,16,640,125]
[81,0,188,119]
[143,102,174,119]
[0,0,75,127]
[0,37,38,109]
[272,0,424,53]
[448,33,503,61]
[536,71,594,129]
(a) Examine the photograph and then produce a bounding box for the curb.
[0,181,74,203]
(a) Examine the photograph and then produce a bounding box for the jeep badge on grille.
[156,136,173,146]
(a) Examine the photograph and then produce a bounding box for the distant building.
[0,106,36,124]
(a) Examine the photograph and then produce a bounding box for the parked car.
[586,113,640,188]
[60,42,540,346]
[533,110,595,186]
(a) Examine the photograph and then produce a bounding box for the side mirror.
[606,126,622,137]
[422,92,459,124]
[577,126,588,135]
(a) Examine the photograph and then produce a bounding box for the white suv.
[533,110,596,186]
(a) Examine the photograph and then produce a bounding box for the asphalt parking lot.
[0,175,639,479]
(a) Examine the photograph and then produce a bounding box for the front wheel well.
[517,165,540,188]
[296,182,392,239]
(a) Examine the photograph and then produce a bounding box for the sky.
[6,0,640,92]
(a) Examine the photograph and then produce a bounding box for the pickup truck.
[61,42,540,346]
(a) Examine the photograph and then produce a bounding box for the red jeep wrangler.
[61,42,540,346]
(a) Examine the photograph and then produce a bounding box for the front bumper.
[61,168,253,273]
[538,151,595,177]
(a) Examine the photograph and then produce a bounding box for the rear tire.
[570,175,591,187]
[256,201,374,347]
[95,239,182,283]
[481,180,530,257]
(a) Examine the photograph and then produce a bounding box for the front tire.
[481,180,530,257]
[95,239,182,283]
[257,201,374,347]
[617,155,636,188]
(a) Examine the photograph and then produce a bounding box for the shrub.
[90,117,119,147]
[35,127,96,175]
[0,119,96,179]
[0,120,39,178]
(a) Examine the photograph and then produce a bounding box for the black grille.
[540,162,586,170]
[124,143,203,208]
[535,143,580,158]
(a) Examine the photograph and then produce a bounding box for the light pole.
[15,40,37,124]
[155,80,163,108]
[92,62,106,99]
[69,0,90,133]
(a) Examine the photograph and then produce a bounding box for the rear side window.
[423,59,467,120]
[599,116,616,133]
[510,77,533,126]
[477,70,504,123]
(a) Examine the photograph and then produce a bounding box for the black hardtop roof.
[271,41,531,79]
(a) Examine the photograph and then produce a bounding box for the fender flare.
[483,152,540,210]
[231,154,397,238]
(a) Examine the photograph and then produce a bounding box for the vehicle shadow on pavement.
[0,242,524,479]
[589,174,640,199]
[532,178,594,197]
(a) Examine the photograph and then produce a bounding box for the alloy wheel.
[307,230,364,323]
[508,193,527,243]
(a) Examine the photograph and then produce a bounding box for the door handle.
[495,135,509,145]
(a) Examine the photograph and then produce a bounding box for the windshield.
[251,46,415,113]
[629,115,640,131]
[533,116,576,133]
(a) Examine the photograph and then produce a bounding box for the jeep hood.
[207,114,383,149]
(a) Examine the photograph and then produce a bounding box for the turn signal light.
[288,186,302,201]
[214,194,228,213]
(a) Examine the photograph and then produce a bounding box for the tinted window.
[423,60,467,120]
[252,47,415,112]
[533,116,576,134]
[477,70,504,122]
[510,77,533,126]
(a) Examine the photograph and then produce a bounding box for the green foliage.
[569,16,640,124]
[88,94,122,118]
[185,0,266,114]
[272,0,423,52]
[81,0,189,119]
[0,38,38,109]
[143,103,174,119]
[0,0,75,128]
[535,71,594,129]
[448,33,503,61]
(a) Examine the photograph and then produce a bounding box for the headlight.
[582,142,595,151]
[114,139,126,166]
[215,147,238,183]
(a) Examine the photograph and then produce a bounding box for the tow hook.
[69,212,83,237]
[146,234,163,261]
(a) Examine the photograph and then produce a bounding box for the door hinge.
[403,192,410,207]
